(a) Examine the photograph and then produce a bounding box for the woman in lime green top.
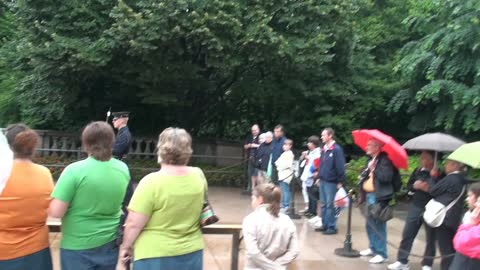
[117,127,206,270]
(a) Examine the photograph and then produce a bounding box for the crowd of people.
[0,120,299,270]
[243,123,480,270]
[0,119,479,270]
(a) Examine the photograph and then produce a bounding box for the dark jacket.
[360,152,395,201]
[407,168,435,208]
[319,143,346,184]
[271,136,286,163]
[244,134,260,162]
[112,126,132,159]
[428,172,466,229]
[255,142,273,171]
[449,252,480,270]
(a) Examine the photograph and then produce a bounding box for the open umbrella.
[0,132,13,195]
[447,141,480,169]
[402,133,465,152]
[402,132,465,167]
[352,129,408,169]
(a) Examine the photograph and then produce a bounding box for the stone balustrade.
[1,128,244,166]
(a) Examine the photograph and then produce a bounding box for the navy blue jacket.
[319,143,346,184]
[113,126,132,159]
[255,142,273,171]
[271,136,286,163]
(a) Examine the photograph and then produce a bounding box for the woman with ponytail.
[0,124,54,270]
[243,183,299,270]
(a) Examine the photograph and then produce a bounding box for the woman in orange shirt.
[0,124,54,270]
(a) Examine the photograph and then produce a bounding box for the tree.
[2,0,382,142]
[389,0,480,136]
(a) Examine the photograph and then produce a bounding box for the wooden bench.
[48,220,242,270]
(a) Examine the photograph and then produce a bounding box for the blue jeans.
[366,193,388,258]
[61,240,118,270]
[134,250,203,270]
[320,181,337,230]
[0,247,52,270]
[279,181,291,209]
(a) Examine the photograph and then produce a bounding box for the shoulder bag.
[423,186,465,228]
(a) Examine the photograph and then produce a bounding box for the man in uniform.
[112,112,132,160]
[111,112,134,252]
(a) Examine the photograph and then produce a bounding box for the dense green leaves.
[389,0,480,136]
[0,0,479,144]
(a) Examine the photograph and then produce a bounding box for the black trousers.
[397,205,436,266]
[436,225,457,270]
[271,166,279,185]
[449,252,480,270]
[307,186,318,215]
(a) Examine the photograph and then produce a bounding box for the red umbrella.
[352,129,408,169]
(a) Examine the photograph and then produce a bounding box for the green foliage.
[33,155,244,186]
[1,0,479,144]
[346,155,423,195]
[389,0,480,136]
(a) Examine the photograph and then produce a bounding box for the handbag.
[369,202,394,222]
[196,168,219,227]
[423,186,465,228]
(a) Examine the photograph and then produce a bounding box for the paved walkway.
[49,187,441,270]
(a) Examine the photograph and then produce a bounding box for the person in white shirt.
[0,131,13,195]
[299,136,322,227]
[243,184,299,270]
[275,139,294,212]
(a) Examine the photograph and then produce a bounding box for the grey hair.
[264,131,273,138]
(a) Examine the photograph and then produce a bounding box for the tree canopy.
[0,0,479,143]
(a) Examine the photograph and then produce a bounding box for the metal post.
[231,231,240,270]
[334,189,360,257]
[288,176,301,219]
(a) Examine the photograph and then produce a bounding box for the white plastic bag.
[334,187,350,208]
[0,132,14,195]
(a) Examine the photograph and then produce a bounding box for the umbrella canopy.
[447,141,480,169]
[0,132,13,195]
[352,129,408,169]
[402,132,465,152]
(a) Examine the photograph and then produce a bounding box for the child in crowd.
[275,139,294,212]
[463,182,480,223]
[243,184,299,270]
[450,192,480,270]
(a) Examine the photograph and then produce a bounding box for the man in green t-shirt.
[49,122,129,270]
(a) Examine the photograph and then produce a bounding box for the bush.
[33,155,245,187]
[345,155,422,197]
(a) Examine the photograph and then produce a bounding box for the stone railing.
[1,128,244,166]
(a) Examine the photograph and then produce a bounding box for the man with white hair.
[255,131,274,184]
[359,138,396,264]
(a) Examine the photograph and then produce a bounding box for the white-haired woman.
[255,131,274,184]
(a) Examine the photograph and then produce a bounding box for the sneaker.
[305,212,315,218]
[308,216,321,224]
[280,208,287,214]
[299,208,309,214]
[314,226,326,232]
[387,261,410,270]
[313,219,323,229]
[422,266,432,270]
[322,229,338,235]
[359,248,374,256]
[369,255,388,264]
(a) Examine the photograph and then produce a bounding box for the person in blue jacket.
[315,128,346,235]
[271,125,286,185]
